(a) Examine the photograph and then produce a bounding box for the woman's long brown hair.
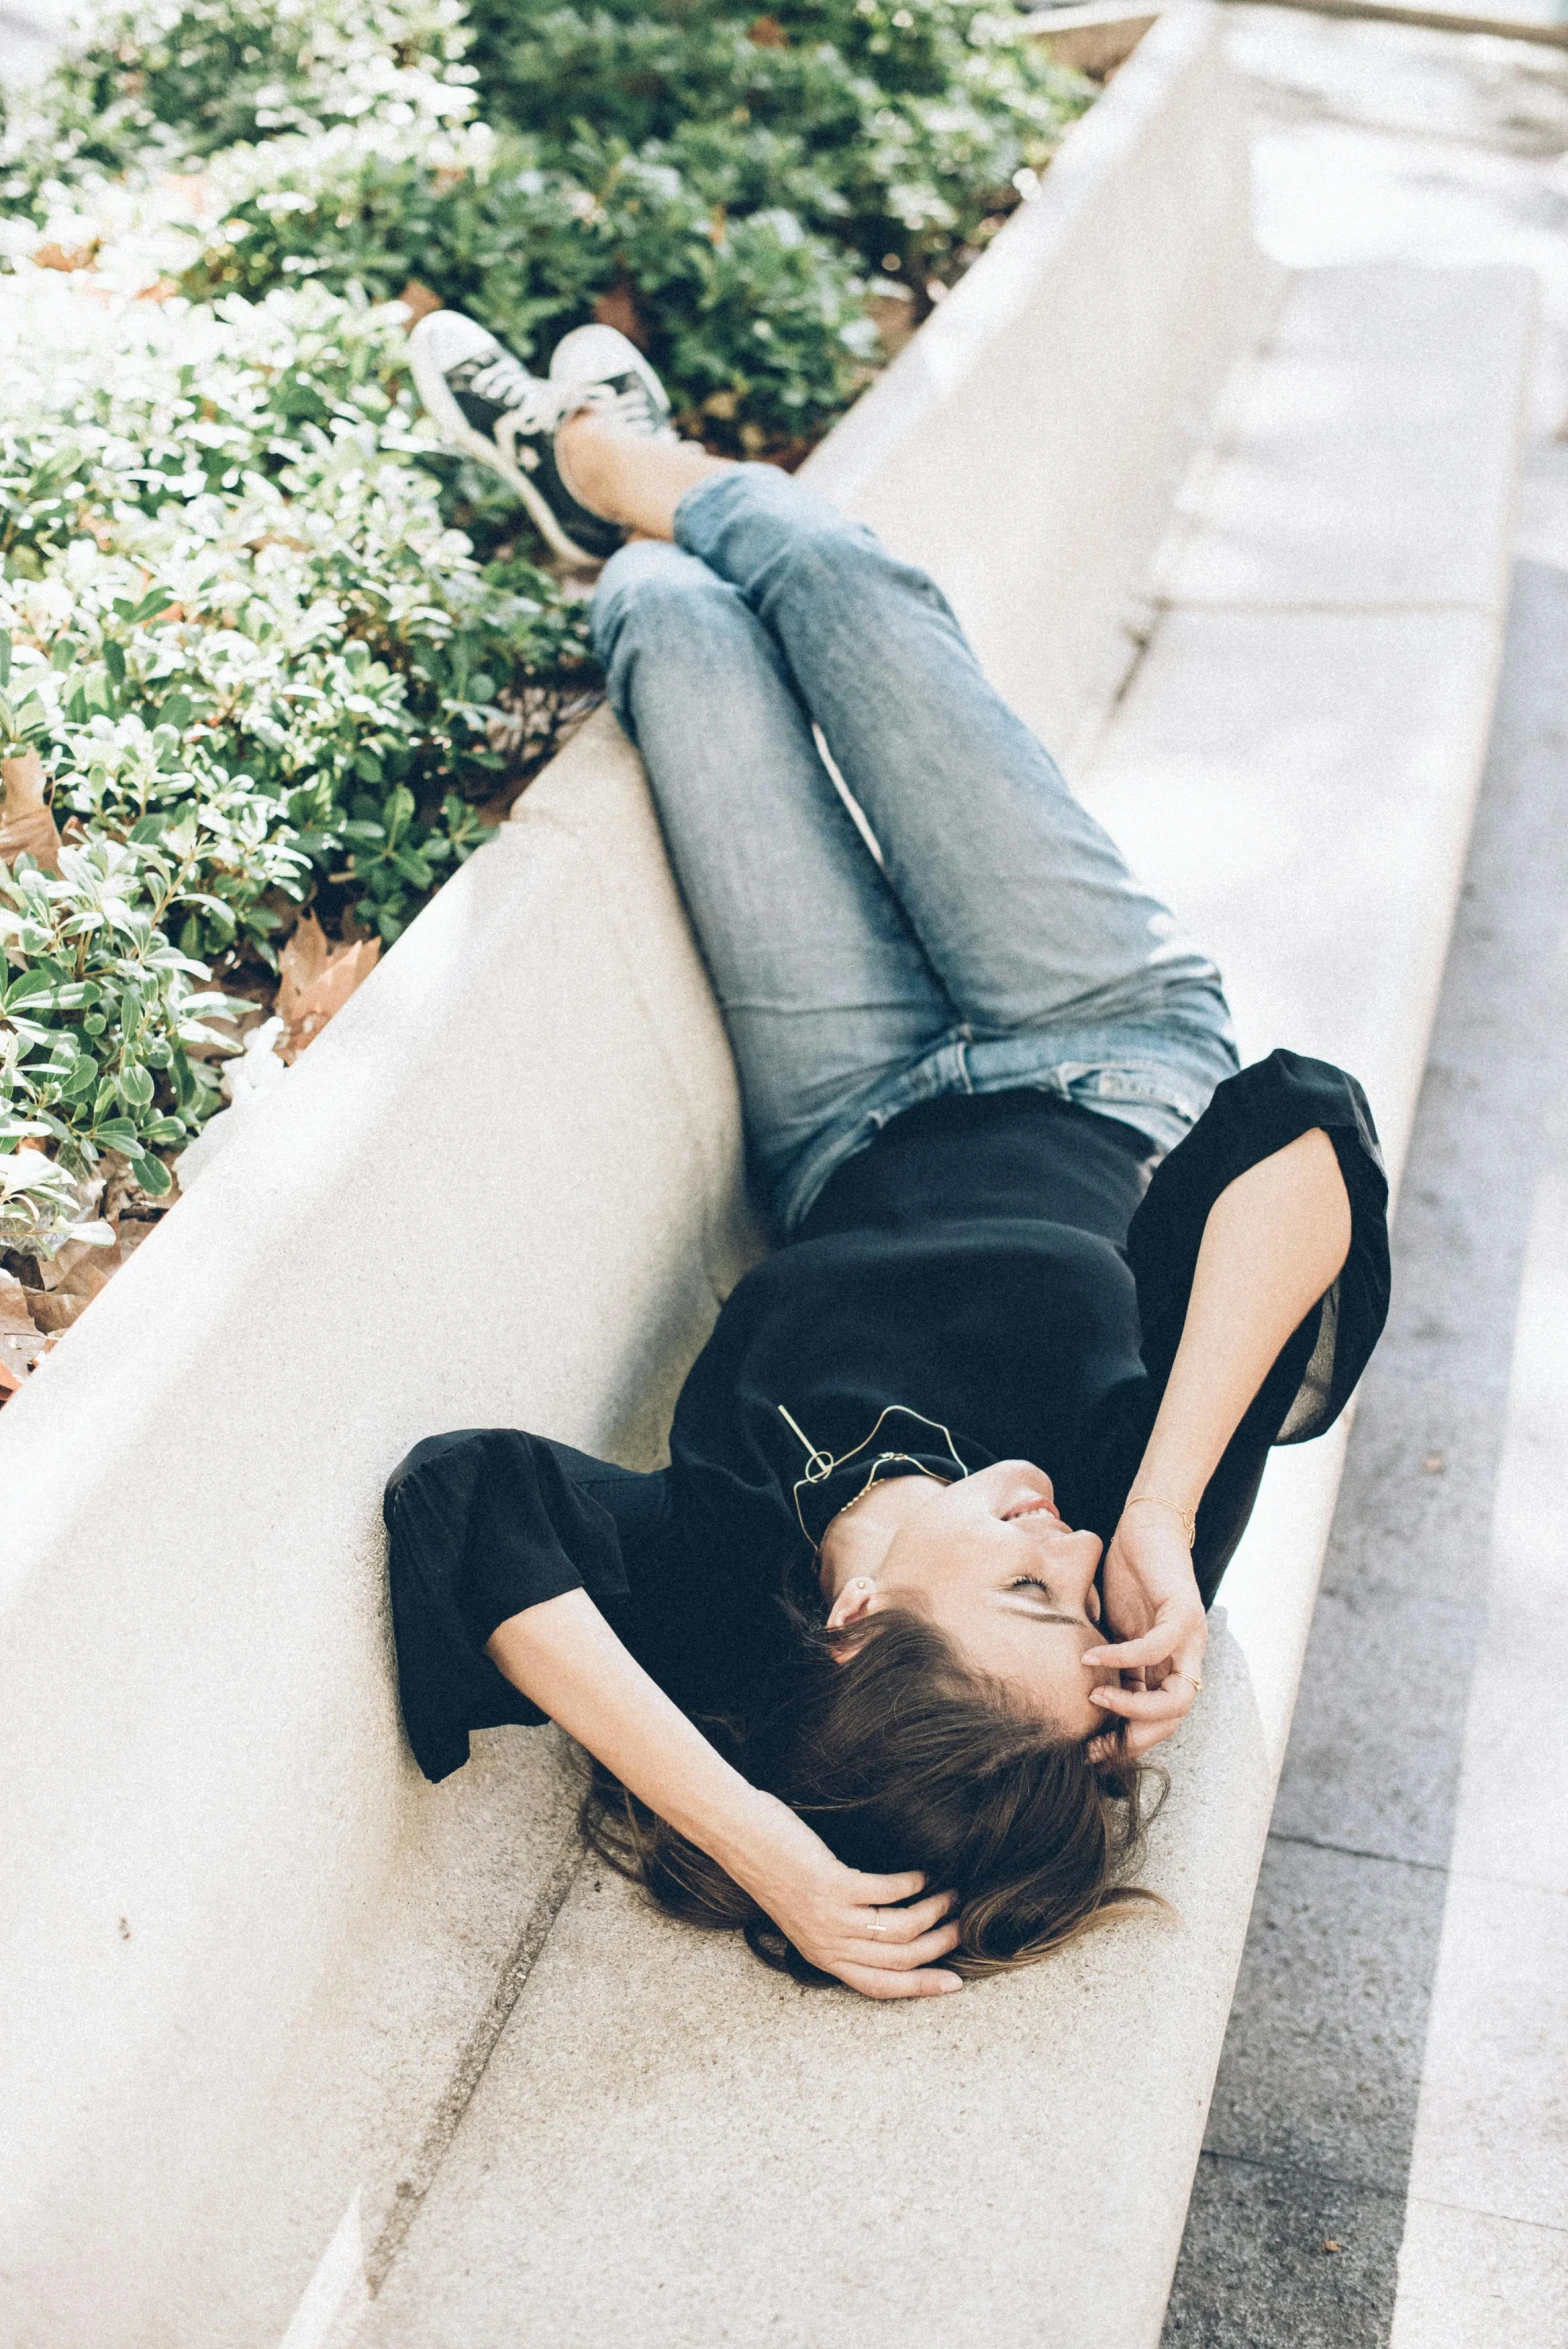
[581,1606,1165,1983]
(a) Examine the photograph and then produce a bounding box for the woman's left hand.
[728,1791,964,1998]
[1081,1505,1208,1761]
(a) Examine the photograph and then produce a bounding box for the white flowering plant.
[0,273,594,1243]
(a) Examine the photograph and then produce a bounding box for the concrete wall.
[0,726,755,2346]
[0,12,1307,2344]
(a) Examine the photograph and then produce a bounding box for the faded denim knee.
[592,540,765,744]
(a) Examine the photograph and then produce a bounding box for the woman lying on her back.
[386,315,1391,2000]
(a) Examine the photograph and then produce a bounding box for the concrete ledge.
[804,0,1270,761]
[1027,3,1163,81]
[0,15,1507,2348]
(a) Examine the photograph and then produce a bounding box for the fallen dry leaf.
[33,239,97,273]
[43,1243,119,1305]
[276,912,380,1062]
[32,1228,114,1293]
[592,283,651,351]
[0,1268,48,1394]
[24,1289,92,1335]
[0,749,62,872]
[395,279,444,324]
[275,910,330,1007]
[865,287,916,362]
[7,1221,133,1343]
[0,1268,37,1334]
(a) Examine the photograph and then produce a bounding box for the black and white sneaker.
[408,312,671,569]
[548,323,673,442]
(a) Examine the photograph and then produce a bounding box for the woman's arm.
[1084,1126,1353,1758]
[486,1591,962,1997]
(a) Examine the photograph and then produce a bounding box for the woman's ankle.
[557,414,734,542]
[555,410,627,523]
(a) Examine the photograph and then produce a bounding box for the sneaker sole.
[408,331,607,571]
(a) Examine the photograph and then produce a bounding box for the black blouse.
[386,1050,1389,1782]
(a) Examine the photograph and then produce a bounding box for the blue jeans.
[593,465,1238,1232]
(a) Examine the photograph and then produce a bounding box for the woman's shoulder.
[1173,1048,1383,1164]
[385,1425,544,1509]
[385,1427,661,1524]
[1131,1050,1387,1259]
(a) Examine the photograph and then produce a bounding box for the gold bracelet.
[1124,1494,1197,1548]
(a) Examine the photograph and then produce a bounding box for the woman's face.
[822,1460,1106,1739]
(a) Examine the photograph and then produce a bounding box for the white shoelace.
[464,352,572,432]
[464,349,667,440]
[579,380,664,433]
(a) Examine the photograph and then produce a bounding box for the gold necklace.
[778,1401,969,1551]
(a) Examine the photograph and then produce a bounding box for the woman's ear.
[826,1575,879,1634]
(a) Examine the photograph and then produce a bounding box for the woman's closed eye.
[1004,1573,1100,1631]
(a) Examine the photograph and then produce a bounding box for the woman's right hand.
[1081,1504,1208,1762]
[730,1792,963,1999]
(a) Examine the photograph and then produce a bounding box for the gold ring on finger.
[1172,1672,1203,1692]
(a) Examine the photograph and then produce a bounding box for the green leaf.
[383,785,416,848]
[128,1152,173,1198]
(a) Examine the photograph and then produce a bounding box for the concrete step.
[345,260,1533,2349]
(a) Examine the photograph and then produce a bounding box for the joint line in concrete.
[363,1826,589,2296]
[1266,1829,1452,1874]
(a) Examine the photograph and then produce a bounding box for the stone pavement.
[1162,11,1568,2343]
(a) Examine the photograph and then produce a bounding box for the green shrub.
[178,129,878,450]
[5,0,1089,454]
[1,0,477,184]
[466,0,1083,289]
[0,835,239,1197]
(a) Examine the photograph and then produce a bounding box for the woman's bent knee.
[592,542,742,668]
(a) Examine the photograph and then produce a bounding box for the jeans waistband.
[775,1012,1240,1232]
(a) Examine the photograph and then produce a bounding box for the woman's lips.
[1006,1497,1063,1526]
